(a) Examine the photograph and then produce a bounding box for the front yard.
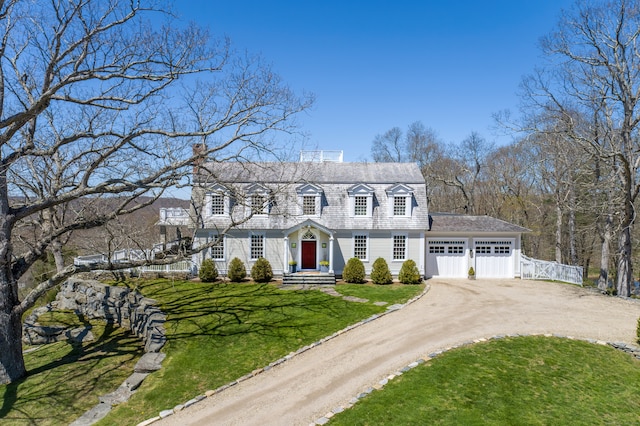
[0,280,423,425]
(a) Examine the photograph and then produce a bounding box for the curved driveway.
[159,279,640,426]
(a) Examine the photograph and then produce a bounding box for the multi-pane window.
[354,234,368,260]
[251,194,266,214]
[211,194,224,215]
[476,246,491,254]
[495,245,511,254]
[250,234,264,259]
[303,196,316,215]
[429,246,445,254]
[354,196,368,216]
[211,236,224,260]
[393,235,407,260]
[393,196,407,216]
[448,246,464,254]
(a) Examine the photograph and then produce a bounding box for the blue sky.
[175,1,574,162]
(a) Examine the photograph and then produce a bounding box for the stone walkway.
[153,279,640,426]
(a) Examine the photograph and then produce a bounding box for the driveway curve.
[158,279,640,426]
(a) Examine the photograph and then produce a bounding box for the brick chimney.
[192,143,206,174]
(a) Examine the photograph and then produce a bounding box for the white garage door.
[426,240,468,278]
[474,240,514,278]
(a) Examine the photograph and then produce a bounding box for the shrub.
[399,259,422,284]
[343,257,365,284]
[199,259,218,282]
[251,257,273,283]
[228,257,247,282]
[371,257,393,285]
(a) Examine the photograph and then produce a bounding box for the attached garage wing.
[473,239,514,278]
[426,239,468,278]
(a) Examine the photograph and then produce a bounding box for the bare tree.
[518,0,640,296]
[0,0,312,385]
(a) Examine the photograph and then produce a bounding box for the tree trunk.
[568,186,578,265]
[598,211,612,291]
[0,224,26,384]
[616,224,632,297]
[555,201,563,263]
[0,292,26,385]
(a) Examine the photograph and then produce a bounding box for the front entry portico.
[283,219,335,273]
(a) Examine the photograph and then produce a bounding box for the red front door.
[301,241,316,269]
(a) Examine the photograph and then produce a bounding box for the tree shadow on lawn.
[0,320,143,424]
[155,282,354,341]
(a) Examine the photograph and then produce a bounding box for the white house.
[158,151,529,281]
[188,156,430,278]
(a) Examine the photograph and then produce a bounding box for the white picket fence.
[520,255,583,286]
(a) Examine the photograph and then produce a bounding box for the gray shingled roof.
[428,213,530,233]
[197,161,424,184]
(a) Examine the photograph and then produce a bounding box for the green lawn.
[0,313,143,425]
[331,336,640,425]
[101,280,422,425]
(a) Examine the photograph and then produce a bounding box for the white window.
[353,234,368,260]
[429,245,445,254]
[297,183,323,216]
[210,194,225,215]
[250,233,265,260]
[354,196,368,216]
[393,234,407,260]
[303,195,316,215]
[393,196,407,216]
[348,183,374,217]
[386,184,414,217]
[210,235,224,260]
[495,246,511,254]
[251,194,267,215]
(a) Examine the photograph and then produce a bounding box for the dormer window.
[386,184,414,217]
[251,194,267,215]
[211,194,225,215]
[246,183,271,215]
[348,183,374,218]
[206,184,230,217]
[297,183,323,216]
[302,195,316,215]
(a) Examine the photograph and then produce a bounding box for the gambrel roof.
[194,161,429,231]
[195,161,425,185]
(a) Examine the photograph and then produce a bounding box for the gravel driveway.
[157,279,640,426]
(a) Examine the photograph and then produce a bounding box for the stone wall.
[22,279,169,425]
[51,278,167,352]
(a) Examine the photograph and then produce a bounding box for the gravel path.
[157,279,640,426]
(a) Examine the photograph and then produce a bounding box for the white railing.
[74,248,195,275]
[521,255,583,286]
[158,207,191,225]
[137,260,195,274]
[299,150,344,163]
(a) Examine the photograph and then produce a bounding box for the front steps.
[282,272,336,286]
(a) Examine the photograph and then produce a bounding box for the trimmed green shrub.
[251,257,273,283]
[228,257,247,282]
[371,257,393,285]
[199,258,218,282]
[343,257,365,284]
[399,259,422,284]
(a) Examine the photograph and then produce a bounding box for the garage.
[473,239,515,278]
[426,239,468,278]
[426,214,529,279]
